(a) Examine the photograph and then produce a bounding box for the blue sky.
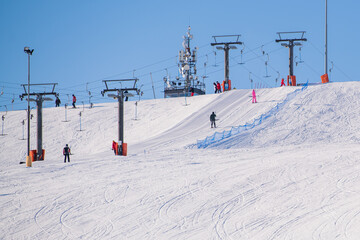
[1,0,359,111]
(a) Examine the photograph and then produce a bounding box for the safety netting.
[197,83,308,148]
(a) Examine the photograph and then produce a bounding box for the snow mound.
[211,82,360,149]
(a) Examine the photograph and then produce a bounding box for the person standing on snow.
[216,81,222,93]
[252,89,257,103]
[55,96,61,107]
[280,78,285,87]
[72,94,77,108]
[112,140,117,155]
[210,112,216,128]
[190,87,194,96]
[124,90,129,101]
[213,82,217,93]
[63,144,71,163]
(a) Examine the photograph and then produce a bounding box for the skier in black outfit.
[55,97,61,107]
[190,87,194,96]
[63,144,71,163]
[124,90,129,101]
[210,112,216,128]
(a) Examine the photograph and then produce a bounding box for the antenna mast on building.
[164,26,205,98]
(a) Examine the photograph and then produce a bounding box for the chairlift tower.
[325,0,328,75]
[101,79,139,155]
[24,46,33,166]
[20,83,58,160]
[211,35,242,91]
[164,26,205,98]
[275,31,307,81]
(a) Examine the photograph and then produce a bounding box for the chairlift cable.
[229,56,271,88]
[212,49,218,67]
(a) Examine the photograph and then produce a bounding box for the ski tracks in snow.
[157,178,209,235]
[211,194,243,240]
[34,197,59,238]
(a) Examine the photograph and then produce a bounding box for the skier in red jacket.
[216,81,222,93]
[72,94,76,108]
[280,78,285,87]
[112,140,117,155]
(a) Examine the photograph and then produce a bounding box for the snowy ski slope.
[1,82,360,239]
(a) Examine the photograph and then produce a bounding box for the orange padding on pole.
[122,143,127,156]
[221,80,231,92]
[38,149,45,160]
[287,75,297,86]
[321,73,329,83]
[30,150,37,162]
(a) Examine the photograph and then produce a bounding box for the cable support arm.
[211,42,243,46]
[275,38,307,43]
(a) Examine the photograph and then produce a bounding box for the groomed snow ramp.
[203,81,360,149]
[197,82,309,148]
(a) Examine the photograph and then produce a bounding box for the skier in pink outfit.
[252,89,257,103]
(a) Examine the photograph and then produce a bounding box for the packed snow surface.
[1,82,360,239]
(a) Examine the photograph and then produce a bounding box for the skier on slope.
[72,94,77,108]
[210,112,216,128]
[124,90,129,101]
[252,89,257,103]
[63,144,71,163]
[213,82,217,93]
[280,78,285,87]
[216,81,222,93]
[112,140,117,155]
[55,96,61,107]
